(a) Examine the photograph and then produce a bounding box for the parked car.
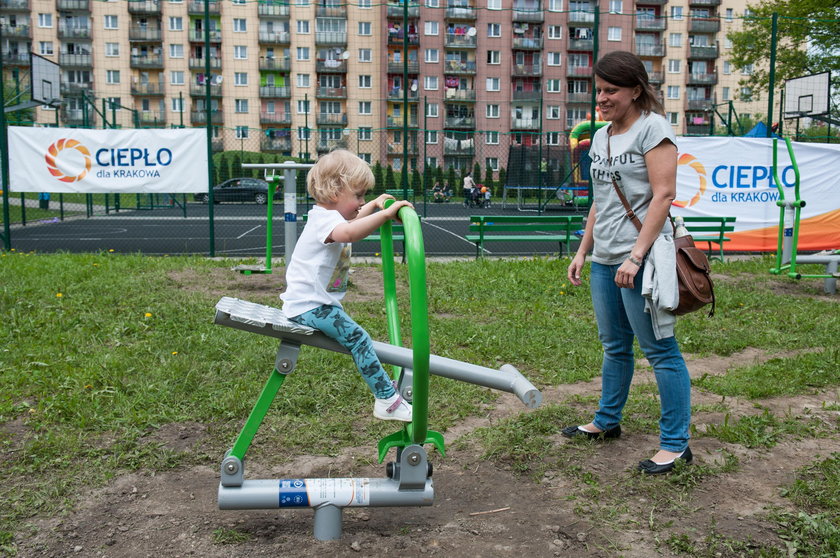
[194,178,280,204]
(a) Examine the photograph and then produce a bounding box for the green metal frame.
[237,176,280,275]
[769,137,813,279]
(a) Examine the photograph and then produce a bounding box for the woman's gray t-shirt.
[588,112,676,265]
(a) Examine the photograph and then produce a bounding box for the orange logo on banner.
[45,139,92,183]
[673,153,707,208]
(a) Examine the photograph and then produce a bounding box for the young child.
[281,149,414,422]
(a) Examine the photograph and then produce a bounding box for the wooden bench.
[681,216,736,262]
[466,215,584,258]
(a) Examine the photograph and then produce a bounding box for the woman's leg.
[589,262,637,431]
[619,272,691,452]
[290,305,396,399]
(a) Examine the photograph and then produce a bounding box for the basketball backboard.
[29,53,61,106]
[783,71,830,118]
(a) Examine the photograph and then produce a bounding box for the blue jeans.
[589,262,691,452]
[289,305,396,399]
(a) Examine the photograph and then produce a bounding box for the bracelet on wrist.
[627,255,643,267]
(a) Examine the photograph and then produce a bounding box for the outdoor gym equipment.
[769,137,840,294]
[214,203,542,540]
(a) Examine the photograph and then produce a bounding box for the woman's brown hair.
[594,50,665,116]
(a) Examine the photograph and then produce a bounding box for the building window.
[297,100,310,114]
[741,64,754,75]
[488,0,501,9]
[298,127,310,140]
[609,0,621,12]
[424,21,438,35]
[670,6,683,20]
[359,75,371,88]
[487,23,501,37]
[169,17,183,31]
[233,18,247,32]
[235,72,248,86]
[722,87,730,101]
[296,47,310,60]
[105,42,119,57]
[607,27,621,41]
[486,104,499,118]
[425,130,438,143]
[170,71,184,85]
[358,22,371,35]
[426,156,437,168]
[38,13,52,27]
[667,112,679,125]
[547,79,561,92]
[740,87,753,101]
[426,103,439,117]
[723,61,732,75]
[236,126,249,139]
[668,59,680,73]
[546,133,561,145]
[486,131,499,144]
[667,85,680,99]
[106,70,120,84]
[359,101,372,114]
[425,49,439,63]
[549,0,563,11]
[424,76,438,90]
[359,127,372,140]
[169,44,184,58]
[359,49,371,62]
[358,0,371,7]
[486,157,499,171]
[234,45,247,59]
[487,50,500,64]
[358,153,371,163]
[669,33,682,47]
[726,8,733,21]
[546,105,561,119]
[235,99,249,113]
[547,52,562,66]
[486,77,500,91]
[426,0,438,6]
[296,74,309,87]
[104,15,118,29]
[39,42,54,55]
[171,97,184,113]
[297,20,310,33]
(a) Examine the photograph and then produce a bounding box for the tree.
[372,161,384,195]
[484,166,495,194]
[497,167,507,191]
[446,166,457,192]
[385,165,396,190]
[727,0,840,102]
[411,168,422,195]
[473,162,482,185]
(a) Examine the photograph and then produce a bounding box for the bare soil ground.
[14,266,840,558]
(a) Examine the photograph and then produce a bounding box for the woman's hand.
[567,253,586,286]
[615,258,640,289]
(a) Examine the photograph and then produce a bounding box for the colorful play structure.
[213,201,541,540]
[769,137,839,294]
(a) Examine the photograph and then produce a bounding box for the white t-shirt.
[280,206,352,318]
[588,112,676,265]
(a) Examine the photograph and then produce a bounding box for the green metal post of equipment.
[232,174,281,275]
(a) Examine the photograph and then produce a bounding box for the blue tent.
[744,122,781,138]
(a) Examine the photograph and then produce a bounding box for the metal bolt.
[224,461,239,474]
[278,359,292,371]
[404,387,413,400]
[407,452,421,466]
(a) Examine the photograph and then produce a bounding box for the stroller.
[463,185,485,208]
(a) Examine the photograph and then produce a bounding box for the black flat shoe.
[638,447,693,475]
[561,424,621,440]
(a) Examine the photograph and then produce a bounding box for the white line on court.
[422,220,490,255]
[237,225,262,239]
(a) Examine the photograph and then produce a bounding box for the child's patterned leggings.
[289,304,396,399]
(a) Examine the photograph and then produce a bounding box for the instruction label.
[278,478,371,508]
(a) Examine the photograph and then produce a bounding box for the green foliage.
[385,165,396,190]
[372,161,384,195]
[473,162,482,183]
[435,166,444,188]
[483,166,495,193]
[793,123,840,143]
[498,167,507,188]
[446,166,457,191]
[780,453,840,513]
[411,168,422,194]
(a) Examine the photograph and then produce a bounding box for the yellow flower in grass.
[171,351,178,355]
[56,293,63,298]
[145,312,153,318]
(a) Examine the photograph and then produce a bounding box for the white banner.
[672,137,840,251]
[8,126,208,194]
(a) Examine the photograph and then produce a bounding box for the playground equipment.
[769,137,839,294]
[230,173,282,275]
[214,203,542,540]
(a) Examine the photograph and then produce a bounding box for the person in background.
[281,149,414,422]
[562,51,692,475]
[462,171,476,205]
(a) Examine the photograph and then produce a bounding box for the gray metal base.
[794,254,840,294]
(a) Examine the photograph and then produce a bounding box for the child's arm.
[328,200,414,243]
[355,193,394,220]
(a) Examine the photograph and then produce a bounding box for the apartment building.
[0,0,764,171]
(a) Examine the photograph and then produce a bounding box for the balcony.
[636,16,667,31]
[686,123,711,135]
[0,0,28,10]
[387,33,419,46]
[315,31,346,45]
[387,3,419,18]
[260,86,292,98]
[60,81,93,96]
[444,143,473,156]
[568,38,594,51]
[316,113,347,126]
[211,139,224,152]
[132,82,165,96]
[512,63,542,77]
[387,143,419,155]
[188,57,222,70]
[686,98,714,111]
[636,42,666,57]
[648,71,664,85]
[0,23,29,38]
[512,37,543,50]
[387,61,420,74]
[512,8,544,23]
[190,110,223,124]
[445,34,476,48]
[258,2,290,17]
[386,116,418,127]
[635,0,666,3]
[55,0,88,10]
[130,55,164,69]
[128,0,160,14]
[188,1,220,15]
[513,90,542,102]
[260,112,292,125]
[190,84,223,97]
[566,92,591,103]
[262,136,293,152]
[316,59,347,73]
[444,60,476,74]
[316,5,346,17]
[445,6,477,20]
[138,111,166,126]
[1,51,29,65]
[189,30,222,42]
[59,53,92,67]
[511,117,539,130]
[689,0,721,6]
[689,44,719,59]
[315,86,347,99]
[260,57,291,71]
[687,71,718,86]
[259,31,291,45]
[444,115,475,128]
[388,89,420,102]
[129,27,162,41]
[567,65,593,78]
[62,108,91,125]
[445,89,476,102]
[689,18,721,33]
[568,10,595,24]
